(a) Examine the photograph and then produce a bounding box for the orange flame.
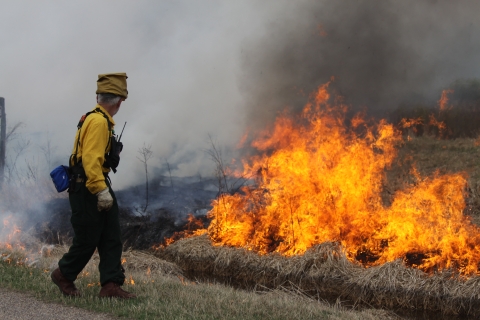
[206,83,480,275]
[399,117,423,139]
[158,214,207,249]
[428,114,447,137]
[438,89,453,111]
[87,282,100,287]
[399,117,423,130]
[1,215,24,251]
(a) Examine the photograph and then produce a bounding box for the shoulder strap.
[71,108,113,167]
[77,108,111,130]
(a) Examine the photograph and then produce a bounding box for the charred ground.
[31,175,217,250]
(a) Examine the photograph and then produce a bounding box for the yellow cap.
[96,73,128,99]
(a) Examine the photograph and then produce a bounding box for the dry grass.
[394,136,480,180]
[155,234,480,318]
[0,245,401,320]
[33,244,184,284]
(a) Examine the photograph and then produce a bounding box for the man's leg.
[97,187,124,286]
[58,182,104,282]
[97,185,135,298]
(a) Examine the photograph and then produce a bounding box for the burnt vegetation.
[32,174,215,250]
[390,79,480,139]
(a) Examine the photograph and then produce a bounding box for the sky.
[1,0,480,190]
[0,0,269,189]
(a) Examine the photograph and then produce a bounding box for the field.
[1,136,480,319]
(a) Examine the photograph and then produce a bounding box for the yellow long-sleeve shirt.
[70,104,115,194]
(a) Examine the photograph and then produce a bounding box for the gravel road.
[0,287,117,320]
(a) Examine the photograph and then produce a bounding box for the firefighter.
[51,73,136,299]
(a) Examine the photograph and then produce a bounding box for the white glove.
[96,188,113,211]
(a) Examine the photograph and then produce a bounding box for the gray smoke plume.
[2,0,480,247]
[239,0,480,130]
[1,1,480,191]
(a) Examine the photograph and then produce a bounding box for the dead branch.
[137,143,153,214]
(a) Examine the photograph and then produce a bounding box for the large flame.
[207,82,480,275]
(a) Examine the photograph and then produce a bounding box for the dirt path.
[0,287,117,320]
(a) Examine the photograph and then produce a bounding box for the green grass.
[0,249,397,320]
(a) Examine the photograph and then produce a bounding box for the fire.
[87,282,100,287]
[400,117,423,130]
[398,88,453,139]
[157,214,207,249]
[438,89,453,111]
[0,215,24,251]
[427,114,447,137]
[206,82,480,275]
[399,117,423,140]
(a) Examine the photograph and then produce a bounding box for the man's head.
[97,93,124,116]
[96,73,128,117]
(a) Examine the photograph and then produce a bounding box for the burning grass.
[387,136,480,221]
[157,234,480,317]
[152,84,480,317]
[199,83,480,276]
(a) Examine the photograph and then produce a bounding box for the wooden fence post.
[0,97,5,188]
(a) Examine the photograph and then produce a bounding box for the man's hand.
[96,188,113,211]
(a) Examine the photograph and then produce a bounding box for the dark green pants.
[58,179,125,286]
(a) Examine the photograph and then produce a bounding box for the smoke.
[1,1,480,192]
[0,1,267,190]
[239,0,480,130]
[2,0,480,247]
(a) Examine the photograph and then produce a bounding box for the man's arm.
[81,115,110,194]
